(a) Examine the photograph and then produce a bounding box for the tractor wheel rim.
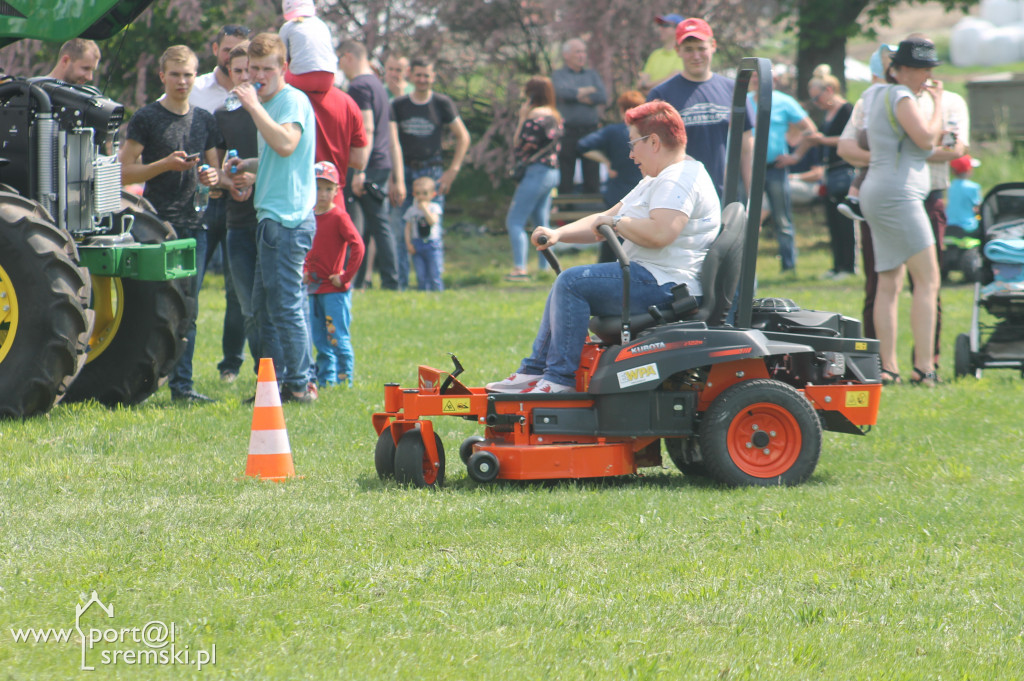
[726,401,802,478]
[87,275,124,362]
[0,263,18,363]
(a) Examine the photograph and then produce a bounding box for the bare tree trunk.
[795,0,869,99]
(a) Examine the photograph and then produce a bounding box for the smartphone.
[185,153,201,163]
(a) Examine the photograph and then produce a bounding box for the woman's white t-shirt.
[615,159,721,295]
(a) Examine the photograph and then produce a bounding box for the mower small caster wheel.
[374,425,397,480]
[459,436,486,464]
[394,428,445,489]
[467,450,500,483]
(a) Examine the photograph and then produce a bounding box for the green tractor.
[0,0,196,418]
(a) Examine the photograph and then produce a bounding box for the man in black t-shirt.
[339,40,402,290]
[119,45,222,403]
[388,56,470,290]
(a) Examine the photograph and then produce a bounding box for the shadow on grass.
[354,465,835,494]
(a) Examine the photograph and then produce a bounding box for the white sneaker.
[524,379,573,394]
[485,372,541,393]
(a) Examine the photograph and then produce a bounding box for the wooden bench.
[549,192,605,225]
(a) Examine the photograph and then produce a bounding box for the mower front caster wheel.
[459,435,487,464]
[374,425,397,480]
[467,450,500,483]
[394,428,446,489]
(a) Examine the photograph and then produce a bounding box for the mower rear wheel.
[700,379,821,487]
[467,450,500,483]
[665,437,707,477]
[954,333,975,379]
[374,425,397,479]
[394,428,446,489]
[459,435,486,464]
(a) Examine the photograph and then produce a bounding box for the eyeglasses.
[627,134,651,150]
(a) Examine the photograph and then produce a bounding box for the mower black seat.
[588,201,747,344]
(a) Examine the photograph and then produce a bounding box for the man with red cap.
[647,17,753,202]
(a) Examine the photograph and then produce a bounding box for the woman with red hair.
[487,100,721,394]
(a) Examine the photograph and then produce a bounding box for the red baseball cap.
[950,155,980,175]
[676,18,714,44]
[314,161,340,185]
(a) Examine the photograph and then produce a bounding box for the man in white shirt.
[190,25,252,112]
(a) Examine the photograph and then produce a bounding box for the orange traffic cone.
[244,358,296,481]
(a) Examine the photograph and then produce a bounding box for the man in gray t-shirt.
[552,38,607,195]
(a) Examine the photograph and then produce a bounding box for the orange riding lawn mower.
[372,59,883,488]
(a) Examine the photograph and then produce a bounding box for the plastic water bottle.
[227,149,239,172]
[194,164,211,213]
[223,82,260,111]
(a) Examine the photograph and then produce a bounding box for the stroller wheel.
[954,333,975,379]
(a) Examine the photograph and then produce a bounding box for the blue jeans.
[227,225,280,375]
[204,196,247,374]
[518,263,674,387]
[168,226,208,394]
[309,289,354,386]
[252,215,315,393]
[411,238,444,291]
[392,164,444,290]
[506,163,559,271]
[764,165,797,270]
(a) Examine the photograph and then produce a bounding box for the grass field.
[2,205,1023,680]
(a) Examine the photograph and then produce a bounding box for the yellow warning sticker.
[845,391,869,408]
[855,342,867,351]
[442,398,471,414]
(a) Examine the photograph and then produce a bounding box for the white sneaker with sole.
[485,372,541,393]
[525,378,573,394]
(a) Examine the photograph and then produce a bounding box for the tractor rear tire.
[64,199,191,406]
[0,194,91,419]
[699,379,821,487]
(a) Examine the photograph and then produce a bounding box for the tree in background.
[0,0,980,183]
[784,0,978,100]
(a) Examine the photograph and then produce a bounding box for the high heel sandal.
[880,369,901,386]
[909,367,939,388]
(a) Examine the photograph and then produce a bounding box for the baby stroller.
[954,182,1024,379]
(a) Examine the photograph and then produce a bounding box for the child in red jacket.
[304,161,365,386]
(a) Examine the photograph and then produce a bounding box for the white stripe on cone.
[255,380,281,407]
[248,429,291,455]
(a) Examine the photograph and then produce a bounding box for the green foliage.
[2,199,1024,679]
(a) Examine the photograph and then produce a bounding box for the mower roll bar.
[725,57,773,330]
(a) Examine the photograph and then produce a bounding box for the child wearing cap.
[946,155,982,234]
[280,0,337,93]
[304,161,365,387]
[404,176,445,291]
